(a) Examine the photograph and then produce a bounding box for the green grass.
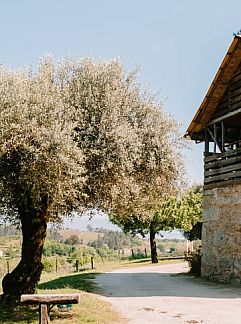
[38,272,97,292]
[0,293,124,324]
[0,259,185,323]
[0,266,125,324]
[0,260,123,323]
[0,304,39,324]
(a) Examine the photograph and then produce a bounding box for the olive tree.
[0,60,85,303]
[0,57,183,303]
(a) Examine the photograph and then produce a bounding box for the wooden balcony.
[204,147,241,189]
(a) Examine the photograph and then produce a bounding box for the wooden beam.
[204,170,241,184]
[204,178,241,190]
[205,162,241,177]
[204,128,209,154]
[204,147,241,162]
[21,294,80,305]
[207,127,222,152]
[214,123,217,153]
[204,155,241,169]
[207,107,241,126]
[221,121,225,152]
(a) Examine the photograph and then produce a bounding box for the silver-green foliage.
[0,57,183,222]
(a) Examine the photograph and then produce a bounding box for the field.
[59,229,104,245]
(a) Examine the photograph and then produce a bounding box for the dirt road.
[94,262,241,324]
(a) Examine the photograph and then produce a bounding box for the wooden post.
[91,257,94,269]
[214,124,217,153]
[7,260,9,273]
[55,258,58,274]
[75,260,79,272]
[204,128,209,155]
[39,304,50,324]
[145,248,147,258]
[221,121,225,152]
[131,249,135,259]
[186,240,189,253]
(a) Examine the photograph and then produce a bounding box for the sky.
[1,0,241,183]
[1,1,241,230]
[63,212,185,239]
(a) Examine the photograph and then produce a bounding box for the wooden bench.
[21,293,80,324]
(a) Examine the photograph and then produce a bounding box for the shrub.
[185,250,202,277]
[42,257,55,272]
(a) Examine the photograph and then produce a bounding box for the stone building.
[186,34,241,283]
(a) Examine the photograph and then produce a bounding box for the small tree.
[110,198,180,263]
[175,185,202,233]
[111,187,202,263]
[64,235,80,245]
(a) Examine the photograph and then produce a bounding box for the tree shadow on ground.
[128,259,151,264]
[38,272,98,292]
[0,302,77,323]
[0,304,39,324]
[94,272,241,299]
[0,272,99,323]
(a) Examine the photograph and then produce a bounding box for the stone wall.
[202,183,241,283]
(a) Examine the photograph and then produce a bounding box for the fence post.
[91,257,94,269]
[7,260,10,273]
[56,258,58,273]
[75,260,79,272]
[131,249,135,259]
[145,248,147,258]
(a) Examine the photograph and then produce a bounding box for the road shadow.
[94,272,241,299]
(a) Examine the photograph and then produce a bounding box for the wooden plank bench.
[21,293,80,324]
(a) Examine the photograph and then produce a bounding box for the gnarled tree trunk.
[150,221,158,263]
[2,208,48,304]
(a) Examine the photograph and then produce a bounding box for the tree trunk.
[2,208,48,304]
[150,222,158,263]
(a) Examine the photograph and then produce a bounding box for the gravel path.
[94,262,241,324]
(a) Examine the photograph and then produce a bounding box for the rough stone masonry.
[202,183,241,283]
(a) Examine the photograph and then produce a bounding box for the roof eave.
[186,35,241,140]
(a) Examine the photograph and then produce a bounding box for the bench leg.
[39,304,51,324]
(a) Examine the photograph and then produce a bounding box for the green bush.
[43,241,69,256]
[42,257,55,272]
[128,251,147,260]
[185,250,202,276]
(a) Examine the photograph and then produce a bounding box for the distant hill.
[63,215,185,240]
[63,214,120,232]
[59,229,104,245]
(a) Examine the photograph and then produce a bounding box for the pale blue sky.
[1,0,241,183]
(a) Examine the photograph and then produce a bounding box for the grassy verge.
[0,264,125,324]
[0,259,186,323]
[0,292,124,324]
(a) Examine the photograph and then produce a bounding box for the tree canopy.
[0,59,85,221]
[0,57,183,222]
[111,185,202,262]
[112,185,202,236]
[0,57,184,302]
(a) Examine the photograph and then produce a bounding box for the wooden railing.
[204,147,241,189]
